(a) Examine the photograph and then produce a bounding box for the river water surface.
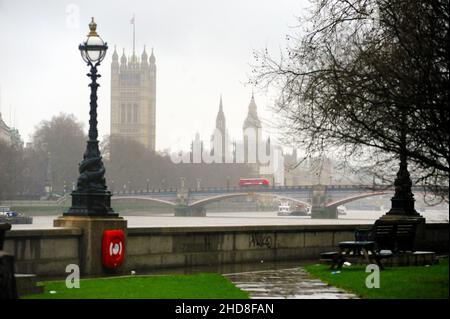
[12,209,448,229]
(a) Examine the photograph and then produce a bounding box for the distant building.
[110,46,156,151]
[240,93,284,184]
[0,112,11,144]
[9,128,23,147]
[260,141,285,186]
[243,93,262,165]
[191,132,204,163]
[211,95,230,163]
[284,151,366,186]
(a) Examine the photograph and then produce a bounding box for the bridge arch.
[112,196,176,207]
[325,191,390,209]
[189,192,310,209]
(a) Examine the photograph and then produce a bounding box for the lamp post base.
[379,213,425,223]
[54,215,126,275]
[64,191,117,217]
[379,198,425,223]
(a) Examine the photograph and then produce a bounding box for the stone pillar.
[310,185,337,219]
[53,216,127,276]
[174,205,206,217]
[174,179,205,216]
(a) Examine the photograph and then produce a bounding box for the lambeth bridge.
[109,184,414,219]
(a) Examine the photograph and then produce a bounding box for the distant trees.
[103,136,254,192]
[0,139,26,200]
[252,0,449,195]
[31,113,86,194]
[0,110,256,200]
[0,113,86,199]
[103,136,173,192]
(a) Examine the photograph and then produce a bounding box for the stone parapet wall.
[4,228,81,276]
[124,225,355,272]
[4,223,448,277]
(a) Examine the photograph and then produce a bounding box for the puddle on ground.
[225,268,358,299]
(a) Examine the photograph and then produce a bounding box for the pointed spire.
[216,94,226,133]
[150,47,156,64]
[243,92,261,129]
[120,48,127,65]
[141,45,148,65]
[112,45,118,62]
[249,93,258,116]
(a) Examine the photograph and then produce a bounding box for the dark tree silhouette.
[252,0,449,198]
[0,140,25,200]
[31,113,87,195]
[103,135,255,192]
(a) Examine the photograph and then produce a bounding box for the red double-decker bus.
[239,178,270,187]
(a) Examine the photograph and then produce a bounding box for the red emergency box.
[102,229,125,269]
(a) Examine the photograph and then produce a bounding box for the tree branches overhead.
[252,0,449,194]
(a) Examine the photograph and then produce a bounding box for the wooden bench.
[358,219,419,253]
[320,219,419,269]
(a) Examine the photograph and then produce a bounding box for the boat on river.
[0,206,33,224]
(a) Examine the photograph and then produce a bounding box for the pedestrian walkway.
[224,267,358,299]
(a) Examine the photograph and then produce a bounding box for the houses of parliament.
[107,44,340,186]
[110,46,157,151]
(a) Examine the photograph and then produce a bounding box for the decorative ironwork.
[65,19,116,216]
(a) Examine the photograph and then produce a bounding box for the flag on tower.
[130,14,136,55]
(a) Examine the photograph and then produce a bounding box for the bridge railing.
[111,184,443,197]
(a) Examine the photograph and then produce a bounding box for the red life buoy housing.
[102,229,125,269]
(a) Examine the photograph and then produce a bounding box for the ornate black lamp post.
[65,18,116,217]
[382,121,423,221]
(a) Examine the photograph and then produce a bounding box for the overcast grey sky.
[0,0,307,151]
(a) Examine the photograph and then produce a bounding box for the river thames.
[11,209,449,229]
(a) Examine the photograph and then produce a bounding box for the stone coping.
[5,227,82,238]
[6,222,447,237]
[126,224,369,235]
[125,222,449,234]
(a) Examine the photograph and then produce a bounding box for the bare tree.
[252,0,449,199]
[0,140,26,200]
[31,113,86,195]
[103,135,255,192]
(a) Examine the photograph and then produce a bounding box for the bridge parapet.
[111,184,442,219]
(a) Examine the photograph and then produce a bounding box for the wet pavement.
[225,267,358,299]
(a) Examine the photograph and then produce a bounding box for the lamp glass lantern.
[79,17,108,64]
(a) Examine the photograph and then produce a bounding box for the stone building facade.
[110,46,156,151]
[0,112,11,144]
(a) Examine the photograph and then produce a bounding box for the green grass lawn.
[305,257,449,299]
[22,273,249,299]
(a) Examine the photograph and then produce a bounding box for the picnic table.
[332,240,389,270]
[320,219,420,270]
